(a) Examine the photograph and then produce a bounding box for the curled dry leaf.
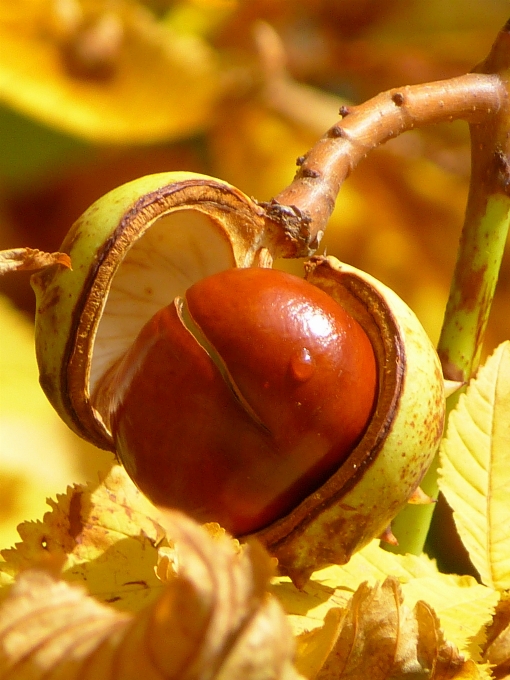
[482,596,510,677]
[402,575,498,664]
[159,511,302,680]
[0,568,129,678]
[313,577,469,680]
[0,510,304,679]
[273,540,495,676]
[0,248,71,275]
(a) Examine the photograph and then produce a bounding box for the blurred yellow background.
[1,0,509,550]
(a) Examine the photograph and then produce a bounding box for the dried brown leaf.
[482,597,510,677]
[402,574,498,662]
[414,600,466,679]
[0,568,129,678]
[452,660,487,679]
[0,248,71,275]
[155,510,301,679]
[314,577,471,680]
[294,608,346,680]
[0,510,304,679]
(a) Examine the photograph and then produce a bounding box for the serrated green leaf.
[439,341,510,590]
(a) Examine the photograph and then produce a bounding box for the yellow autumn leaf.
[272,540,440,653]
[272,540,439,653]
[313,577,469,680]
[318,547,497,663]
[0,465,165,611]
[439,341,510,590]
[0,1,219,143]
[312,539,441,589]
[292,609,346,680]
[0,511,303,679]
[273,543,433,678]
[273,539,496,678]
[0,568,130,677]
[482,596,510,675]
[402,575,498,662]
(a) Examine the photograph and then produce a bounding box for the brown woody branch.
[266,73,505,254]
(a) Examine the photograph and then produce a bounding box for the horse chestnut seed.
[107,267,377,535]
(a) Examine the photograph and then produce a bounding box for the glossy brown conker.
[107,267,377,535]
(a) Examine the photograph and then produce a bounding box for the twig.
[266,73,505,254]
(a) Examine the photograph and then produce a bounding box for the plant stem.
[438,26,510,384]
[265,74,504,254]
[388,22,510,556]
